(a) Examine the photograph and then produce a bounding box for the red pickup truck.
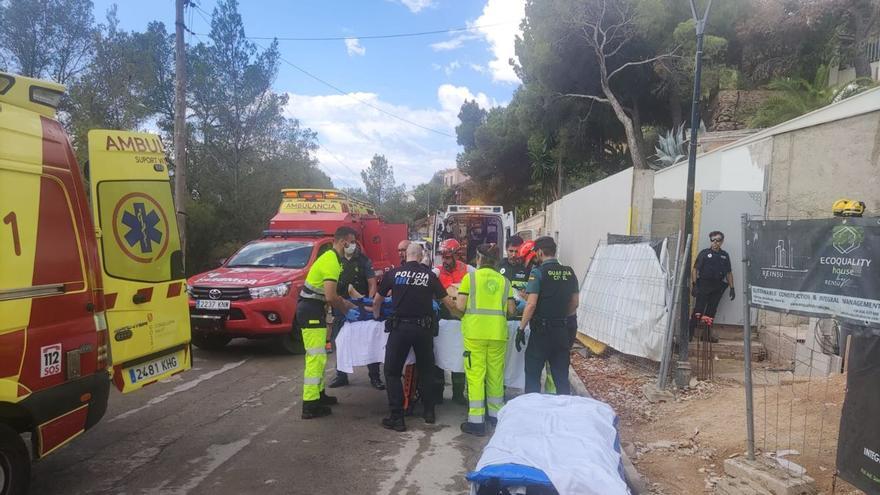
[187,189,407,353]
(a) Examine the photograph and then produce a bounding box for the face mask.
[344,243,357,256]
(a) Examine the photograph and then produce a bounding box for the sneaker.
[423,406,436,424]
[382,416,406,432]
[370,377,386,390]
[328,373,349,388]
[318,391,338,406]
[301,401,332,419]
[460,421,486,437]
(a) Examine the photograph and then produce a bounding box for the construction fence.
[741,215,880,494]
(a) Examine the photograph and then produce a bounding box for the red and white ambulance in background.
[186,189,408,353]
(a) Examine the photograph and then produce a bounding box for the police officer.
[373,243,460,432]
[456,244,516,436]
[328,243,384,390]
[397,239,410,265]
[690,230,736,342]
[516,236,579,395]
[297,226,358,419]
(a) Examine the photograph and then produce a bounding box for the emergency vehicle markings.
[112,192,170,263]
[40,343,62,377]
[109,360,247,422]
[3,211,21,255]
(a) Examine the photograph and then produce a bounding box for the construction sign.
[837,334,880,493]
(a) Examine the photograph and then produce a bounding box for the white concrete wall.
[653,137,769,199]
[545,168,633,280]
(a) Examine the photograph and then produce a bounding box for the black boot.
[487,416,498,428]
[382,415,406,432]
[318,390,338,406]
[370,376,386,390]
[328,372,349,388]
[460,421,486,436]
[302,400,332,419]
[423,404,436,424]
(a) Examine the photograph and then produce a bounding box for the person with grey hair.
[455,244,517,436]
[374,242,460,432]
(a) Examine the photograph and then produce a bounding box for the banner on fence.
[836,335,880,493]
[745,218,880,327]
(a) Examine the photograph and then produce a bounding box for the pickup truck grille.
[191,286,251,301]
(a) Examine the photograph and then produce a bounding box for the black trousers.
[524,321,574,395]
[690,282,726,339]
[384,323,435,417]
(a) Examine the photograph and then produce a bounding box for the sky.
[91,0,527,190]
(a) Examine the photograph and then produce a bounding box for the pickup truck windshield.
[226,241,314,269]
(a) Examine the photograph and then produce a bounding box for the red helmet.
[439,239,461,255]
[518,240,537,265]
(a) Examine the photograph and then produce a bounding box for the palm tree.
[751,65,876,127]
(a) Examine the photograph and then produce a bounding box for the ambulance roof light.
[30,85,63,109]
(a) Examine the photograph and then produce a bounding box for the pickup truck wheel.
[277,327,305,355]
[191,332,232,350]
[0,424,30,495]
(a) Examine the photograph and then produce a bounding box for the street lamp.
[676,0,713,389]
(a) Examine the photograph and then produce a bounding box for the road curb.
[568,367,648,494]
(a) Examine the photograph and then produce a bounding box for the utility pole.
[676,0,713,389]
[173,0,188,260]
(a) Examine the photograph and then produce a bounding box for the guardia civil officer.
[373,243,460,432]
[456,244,516,436]
[516,236,579,395]
[689,230,736,342]
[297,226,358,419]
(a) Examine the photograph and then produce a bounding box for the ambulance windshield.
[227,241,314,269]
[436,214,502,265]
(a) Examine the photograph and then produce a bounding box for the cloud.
[285,85,495,187]
[469,63,487,74]
[395,0,435,13]
[344,38,366,57]
[432,60,462,76]
[430,33,480,52]
[471,0,526,83]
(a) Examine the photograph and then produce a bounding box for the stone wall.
[708,90,775,131]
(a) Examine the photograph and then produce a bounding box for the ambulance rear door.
[87,130,191,393]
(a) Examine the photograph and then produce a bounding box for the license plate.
[126,353,181,384]
[196,299,231,310]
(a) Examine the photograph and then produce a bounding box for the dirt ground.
[571,351,863,494]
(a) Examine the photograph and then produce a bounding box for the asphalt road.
[30,339,489,495]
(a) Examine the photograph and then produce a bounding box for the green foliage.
[750,65,877,127]
[652,124,687,169]
[360,154,402,206]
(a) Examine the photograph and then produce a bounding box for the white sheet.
[334,320,529,388]
[475,394,629,495]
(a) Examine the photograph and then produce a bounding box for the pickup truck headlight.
[249,282,291,299]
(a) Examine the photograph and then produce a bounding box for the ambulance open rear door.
[87,130,191,393]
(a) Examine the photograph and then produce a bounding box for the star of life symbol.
[122,202,163,254]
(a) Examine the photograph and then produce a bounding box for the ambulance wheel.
[191,332,231,350]
[277,327,305,355]
[0,424,30,495]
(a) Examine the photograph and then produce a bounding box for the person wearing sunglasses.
[397,240,411,266]
[690,231,736,342]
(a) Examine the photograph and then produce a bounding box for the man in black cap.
[690,230,735,342]
[516,236,579,395]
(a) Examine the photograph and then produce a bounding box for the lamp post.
[676,0,713,389]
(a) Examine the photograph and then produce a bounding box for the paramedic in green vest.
[296,226,358,419]
[455,244,517,436]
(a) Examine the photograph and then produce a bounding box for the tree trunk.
[669,90,683,129]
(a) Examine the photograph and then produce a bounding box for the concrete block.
[715,477,774,495]
[723,457,816,495]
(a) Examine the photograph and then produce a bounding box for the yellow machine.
[832,199,866,217]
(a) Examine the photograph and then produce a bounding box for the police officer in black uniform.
[329,244,384,390]
[516,236,579,395]
[499,235,530,294]
[373,243,460,432]
[690,230,736,342]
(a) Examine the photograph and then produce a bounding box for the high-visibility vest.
[460,268,511,340]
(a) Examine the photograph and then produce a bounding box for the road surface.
[30,339,489,494]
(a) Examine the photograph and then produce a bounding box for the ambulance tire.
[191,332,232,351]
[276,326,305,355]
[0,424,30,495]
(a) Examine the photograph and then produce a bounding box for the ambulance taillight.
[94,310,110,370]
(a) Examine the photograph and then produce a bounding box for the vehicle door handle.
[133,293,149,304]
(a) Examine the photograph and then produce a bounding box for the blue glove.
[516,299,526,313]
[345,308,360,322]
[432,300,440,313]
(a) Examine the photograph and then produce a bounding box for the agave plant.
[651,123,687,169]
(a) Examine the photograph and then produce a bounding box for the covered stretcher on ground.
[467,394,629,495]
